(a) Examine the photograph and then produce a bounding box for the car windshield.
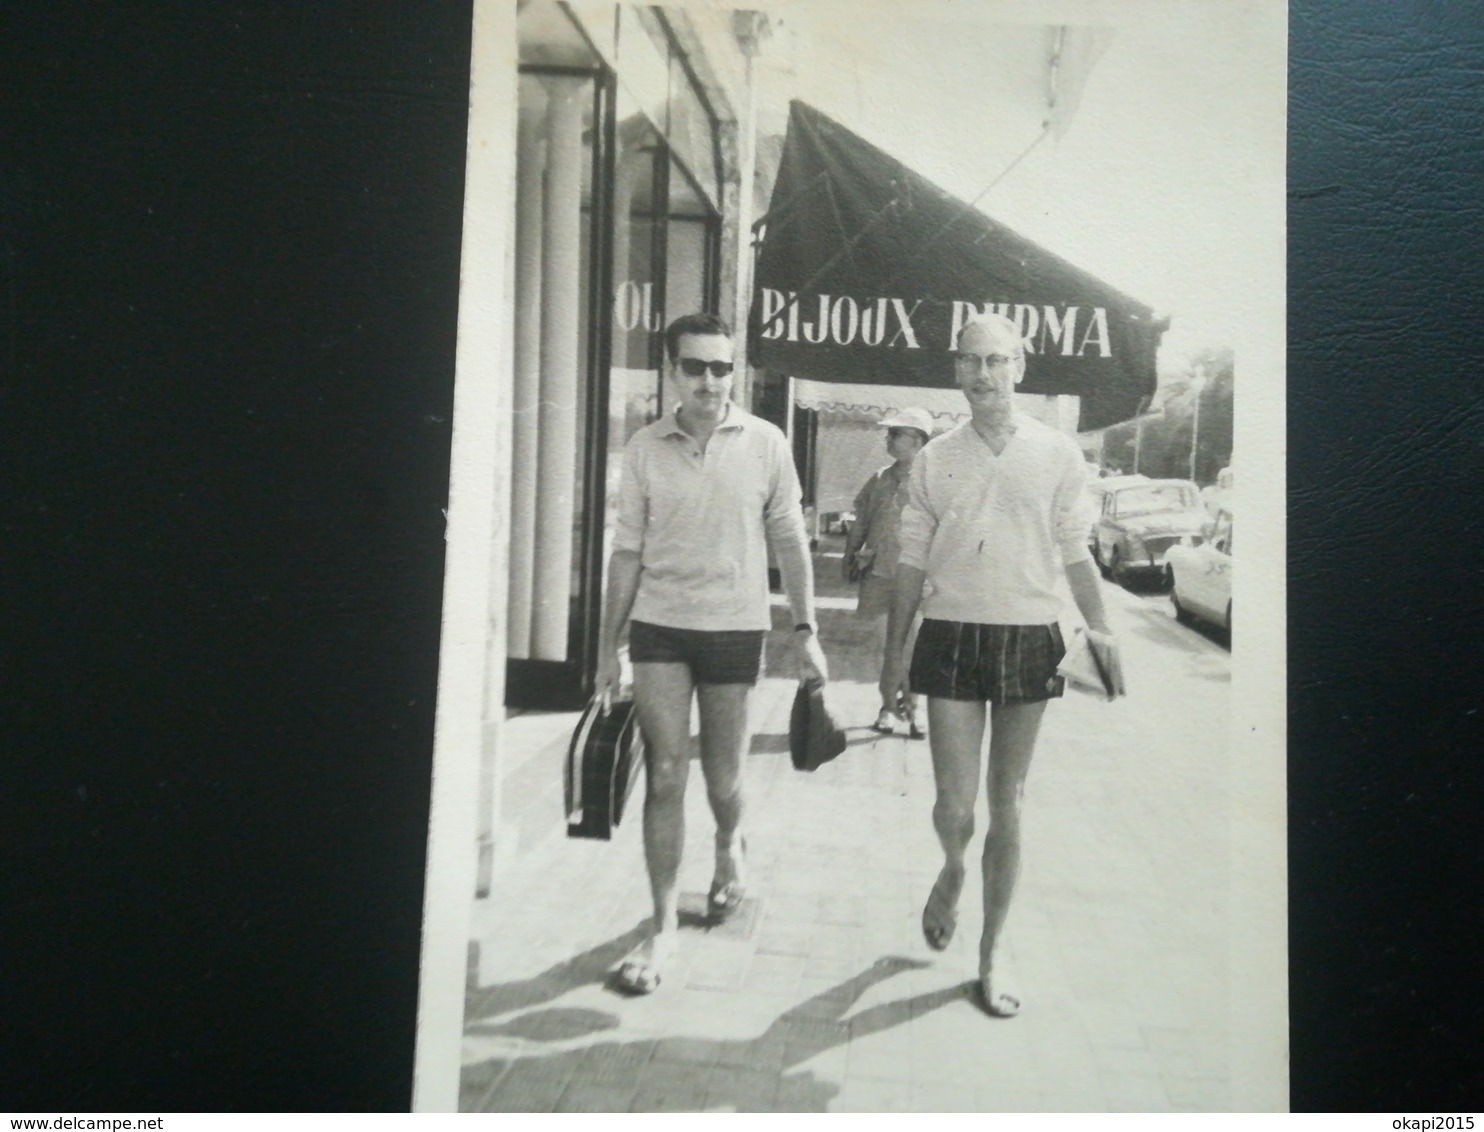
[1117,484,1198,517]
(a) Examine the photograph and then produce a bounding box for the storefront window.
[508,3,614,708]
[665,27,722,211]
[660,158,719,409]
[602,83,667,579]
[510,1,727,708]
[615,6,670,142]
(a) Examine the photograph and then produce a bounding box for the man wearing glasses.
[880,311,1125,1018]
[595,312,827,995]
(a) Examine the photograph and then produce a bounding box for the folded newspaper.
[1058,628,1119,701]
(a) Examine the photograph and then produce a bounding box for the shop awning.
[751,101,1167,432]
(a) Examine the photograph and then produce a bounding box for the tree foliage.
[1101,346,1233,485]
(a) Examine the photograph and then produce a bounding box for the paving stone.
[704,1067,781,1112]
[909,1079,982,1112]
[556,1078,639,1112]
[846,1037,915,1082]
[1163,1073,1230,1110]
[629,1062,711,1112]
[651,1035,721,1069]
[577,1038,656,1083]
[973,1087,1052,1113]
[753,922,814,957]
[833,1075,916,1112]
[457,1058,510,1112]
[713,1030,789,1072]
[1098,1069,1173,1111]
[479,1053,579,1113]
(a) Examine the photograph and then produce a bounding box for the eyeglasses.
[954,352,1021,371]
[676,358,735,378]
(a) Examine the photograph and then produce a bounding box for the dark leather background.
[3,0,1480,1112]
[1287,3,1484,1108]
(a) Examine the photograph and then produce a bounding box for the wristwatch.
[794,623,816,635]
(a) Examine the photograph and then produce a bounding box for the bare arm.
[1064,558,1110,634]
[765,441,827,683]
[770,516,818,633]
[1064,557,1126,696]
[1057,447,1124,695]
[843,479,873,578]
[772,526,829,683]
[594,549,641,705]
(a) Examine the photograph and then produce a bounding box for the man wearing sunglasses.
[880,312,1125,1019]
[596,312,827,996]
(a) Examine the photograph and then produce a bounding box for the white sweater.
[897,416,1093,625]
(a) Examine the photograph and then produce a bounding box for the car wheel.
[1171,587,1192,626]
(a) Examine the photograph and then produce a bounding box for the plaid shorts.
[908,620,1067,705]
[628,620,765,686]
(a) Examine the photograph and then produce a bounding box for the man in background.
[844,407,934,738]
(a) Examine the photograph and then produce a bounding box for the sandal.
[921,870,960,951]
[974,979,1022,1018]
[611,935,673,996]
[707,879,746,920]
[612,958,662,996]
[708,837,747,920]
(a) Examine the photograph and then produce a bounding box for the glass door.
[505,54,615,710]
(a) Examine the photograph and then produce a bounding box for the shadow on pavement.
[1121,599,1233,659]
[463,941,968,1112]
[464,925,649,1027]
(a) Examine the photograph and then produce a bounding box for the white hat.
[879,407,935,436]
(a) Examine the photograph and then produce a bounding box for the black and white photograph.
[413,0,1287,1112]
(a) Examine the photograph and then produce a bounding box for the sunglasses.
[676,358,735,378]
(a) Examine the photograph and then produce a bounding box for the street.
[461,545,1234,1112]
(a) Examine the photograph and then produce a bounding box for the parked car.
[1093,478,1207,587]
[1165,506,1233,635]
[1083,473,1150,556]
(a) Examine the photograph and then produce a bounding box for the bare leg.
[922,697,986,948]
[866,611,894,721]
[696,682,753,910]
[902,615,925,737]
[977,699,1048,1016]
[620,661,694,989]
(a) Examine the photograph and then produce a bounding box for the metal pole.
[1189,373,1204,482]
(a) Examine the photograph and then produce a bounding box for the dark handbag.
[564,695,646,840]
[789,679,847,772]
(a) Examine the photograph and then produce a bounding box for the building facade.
[457,3,764,886]
[504,1,762,711]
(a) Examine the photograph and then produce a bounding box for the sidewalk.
[460,550,1233,1112]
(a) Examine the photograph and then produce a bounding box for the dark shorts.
[908,620,1067,705]
[628,620,765,686]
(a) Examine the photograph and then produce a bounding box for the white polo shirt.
[897,415,1093,626]
[613,404,812,632]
